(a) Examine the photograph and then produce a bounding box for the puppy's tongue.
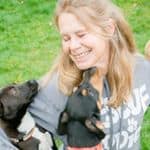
[17,111,35,134]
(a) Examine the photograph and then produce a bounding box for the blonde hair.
[145,40,150,60]
[43,0,137,108]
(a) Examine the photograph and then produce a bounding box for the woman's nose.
[69,37,81,51]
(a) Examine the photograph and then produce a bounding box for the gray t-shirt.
[101,55,150,150]
[0,55,150,150]
[29,55,150,150]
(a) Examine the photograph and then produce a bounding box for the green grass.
[0,0,150,149]
[0,0,61,85]
[113,0,150,53]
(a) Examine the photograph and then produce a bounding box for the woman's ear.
[106,18,115,36]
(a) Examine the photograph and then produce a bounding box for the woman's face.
[58,12,110,72]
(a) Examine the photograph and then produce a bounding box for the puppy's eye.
[81,88,88,96]
[9,87,17,96]
[88,88,94,97]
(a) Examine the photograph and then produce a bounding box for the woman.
[30,0,150,149]
[0,0,150,149]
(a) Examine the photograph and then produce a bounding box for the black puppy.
[0,80,40,150]
[57,67,105,148]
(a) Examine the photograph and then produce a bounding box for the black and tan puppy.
[58,67,105,148]
[0,80,39,150]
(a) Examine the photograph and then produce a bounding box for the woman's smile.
[71,49,92,62]
[58,12,110,70]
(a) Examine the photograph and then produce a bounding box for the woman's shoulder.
[134,53,150,71]
[30,71,67,112]
[38,71,67,101]
[133,53,150,86]
[38,71,59,90]
[133,53,150,110]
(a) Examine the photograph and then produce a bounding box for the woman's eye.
[63,36,70,42]
[78,33,87,38]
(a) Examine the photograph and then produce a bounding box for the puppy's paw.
[85,118,105,139]
[85,118,104,132]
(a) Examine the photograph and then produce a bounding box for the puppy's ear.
[0,102,4,117]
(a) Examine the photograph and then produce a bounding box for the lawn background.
[0,0,150,149]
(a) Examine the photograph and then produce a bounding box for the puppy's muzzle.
[27,80,38,94]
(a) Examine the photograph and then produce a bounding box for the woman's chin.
[75,62,92,70]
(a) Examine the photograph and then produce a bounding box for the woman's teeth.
[75,50,91,58]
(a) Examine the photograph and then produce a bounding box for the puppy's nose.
[27,80,38,89]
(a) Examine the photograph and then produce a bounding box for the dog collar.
[10,127,35,144]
